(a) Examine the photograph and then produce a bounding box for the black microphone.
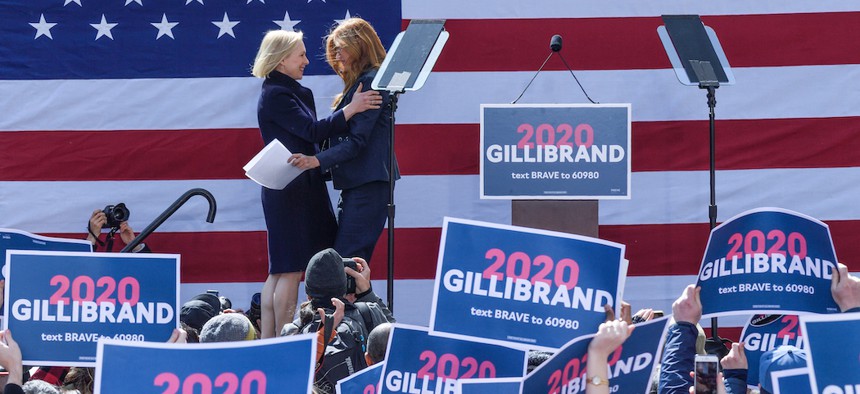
[550,35,562,52]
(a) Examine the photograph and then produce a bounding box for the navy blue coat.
[316,69,400,190]
[257,71,342,273]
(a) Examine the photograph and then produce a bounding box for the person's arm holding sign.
[659,285,702,394]
[831,263,860,312]
[0,330,24,394]
[167,328,188,344]
[718,342,747,394]
[586,318,634,394]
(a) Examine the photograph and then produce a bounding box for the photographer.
[283,248,394,336]
[244,292,262,337]
[281,248,394,392]
[85,204,150,253]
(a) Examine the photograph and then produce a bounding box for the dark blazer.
[316,69,400,190]
[258,71,346,150]
[257,71,342,273]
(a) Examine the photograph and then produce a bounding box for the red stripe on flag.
[6,117,860,180]
[43,220,860,283]
[427,12,860,72]
[602,219,860,276]
[42,231,270,284]
[600,223,711,276]
[0,129,262,181]
[398,116,860,175]
[396,124,478,175]
[633,117,860,172]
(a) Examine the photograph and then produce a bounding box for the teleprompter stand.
[658,14,735,359]
[371,19,449,311]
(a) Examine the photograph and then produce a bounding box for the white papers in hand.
[243,139,304,190]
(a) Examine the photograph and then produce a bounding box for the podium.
[512,200,598,237]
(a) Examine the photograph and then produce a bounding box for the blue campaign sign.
[95,335,315,393]
[1,228,92,280]
[380,324,527,394]
[800,313,860,394]
[771,368,812,394]
[696,207,840,317]
[480,104,631,199]
[430,218,627,351]
[459,378,523,394]
[337,362,383,394]
[740,314,806,389]
[523,317,669,394]
[4,250,179,366]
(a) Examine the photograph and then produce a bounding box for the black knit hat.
[305,248,348,300]
[179,293,221,331]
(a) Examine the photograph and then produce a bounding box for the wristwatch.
[588,375,609,386]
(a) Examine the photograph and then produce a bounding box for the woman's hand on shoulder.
[343,82,382,120]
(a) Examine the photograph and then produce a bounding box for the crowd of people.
[583,262,860,394]
[0,245,395,393]
[5,203,860,393]
[0,258,855,393]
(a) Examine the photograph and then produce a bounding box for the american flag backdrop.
[3,0,860,336]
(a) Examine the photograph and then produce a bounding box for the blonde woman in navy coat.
[289,18,400,264]
[251,30,382,338]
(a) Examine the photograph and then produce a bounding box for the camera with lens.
[342,258,358,294]
[245,292,262,331]
[102,203,130,229]
[206,290,232,311]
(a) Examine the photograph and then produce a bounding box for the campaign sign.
[800,313,860,394]
[95,335,315,393]
[459,378,523,394]
[523,317,669,394]
[740,314,806,389]
[380,324,527,394]
[771,368,812,394]
[696,207,840,317]
[4,250,179,366]
[0,228,92,280]
[337,362,383,394]
[480,104,631,199]
[430,217,627,351]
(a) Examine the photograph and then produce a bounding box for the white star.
[63,0,82,6]
[307,0,326,3]
[212,12,239,38]
[29,14,57,40]
[247,0,264,3]
[335,10,351,25]
[151,14,178,39]
[124,0,142,5]
[185,0,204,4]
[273,10,300,31]
[90,14,118,40]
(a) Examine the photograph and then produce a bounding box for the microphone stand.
[512,35,597,104]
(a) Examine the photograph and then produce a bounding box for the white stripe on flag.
[4,65,860,130]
